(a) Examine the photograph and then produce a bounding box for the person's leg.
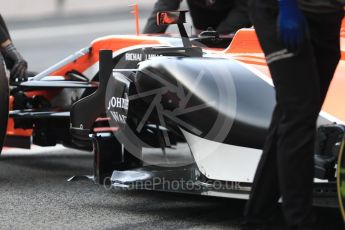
[304,11,344,105]
[248,0,320,227]
[244,0,283,223]
[244,106,281,223]
[268,17,320,230]
[217,0,252,35]
[275,66,319,227]
[143,0,181,34]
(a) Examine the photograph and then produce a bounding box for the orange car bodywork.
[222,25,345,125]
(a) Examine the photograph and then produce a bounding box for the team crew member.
[187,0,251,36]
[244,0,344,229]
[143,0,252,36]
[143,0,182,34]
[0,14,28,83]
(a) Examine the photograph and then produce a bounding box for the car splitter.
[110,165,251,199]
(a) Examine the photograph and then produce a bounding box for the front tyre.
[0,55,9,155]
[337,140,345,223]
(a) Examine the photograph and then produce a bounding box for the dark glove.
[1,43,28,83]
[278,0,306,52]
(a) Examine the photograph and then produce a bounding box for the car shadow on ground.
[84,189,345,230]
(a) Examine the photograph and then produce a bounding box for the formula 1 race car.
[0,10,345,222]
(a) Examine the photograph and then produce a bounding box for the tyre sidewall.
[337,140,345,223]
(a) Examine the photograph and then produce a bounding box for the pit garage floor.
[0,146,343,230]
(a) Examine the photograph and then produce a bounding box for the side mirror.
[156,11,187,26]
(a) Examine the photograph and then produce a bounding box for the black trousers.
[0,14,10,44]
[245,0,343,227]
[143,0,181,34]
